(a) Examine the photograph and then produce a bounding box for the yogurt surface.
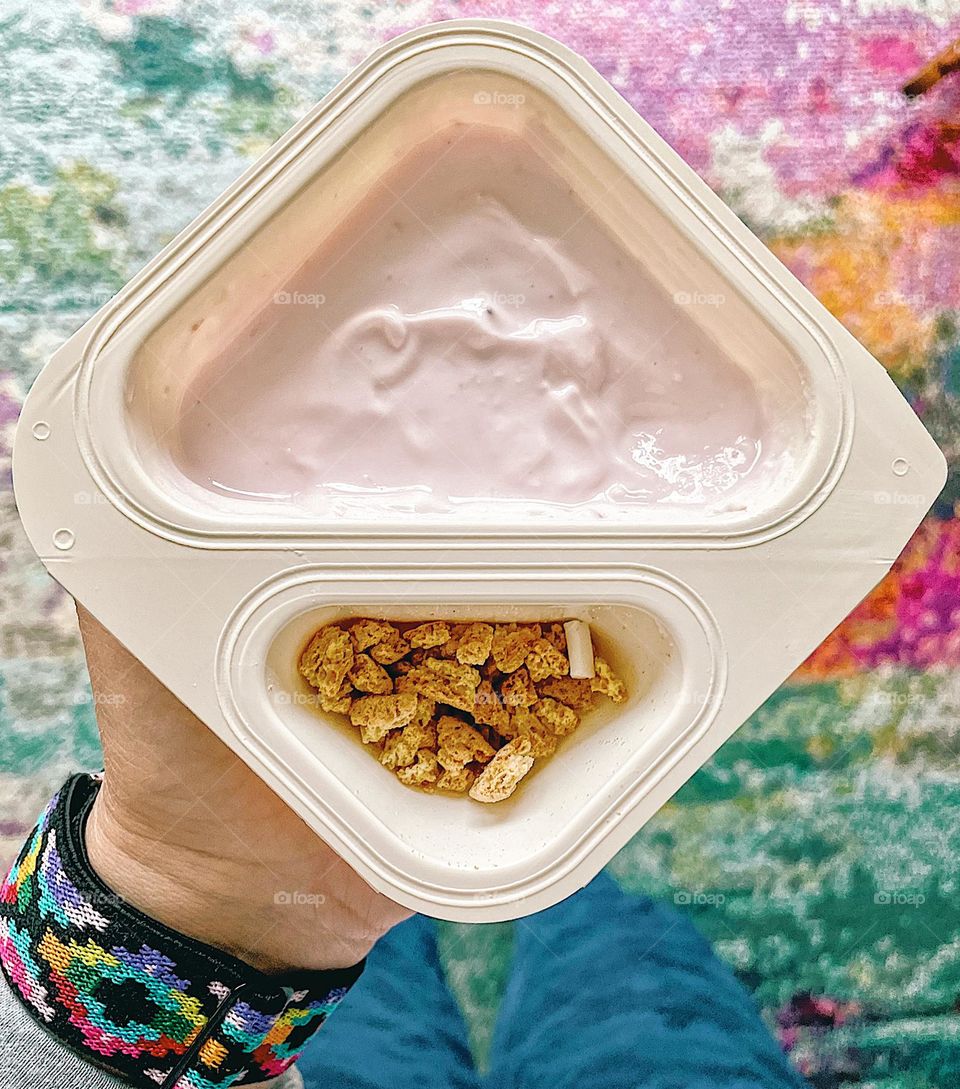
[172,126,772,515]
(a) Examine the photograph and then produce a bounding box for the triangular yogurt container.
[13,21,946,920]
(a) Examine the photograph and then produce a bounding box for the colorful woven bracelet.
[0,773,364,1088]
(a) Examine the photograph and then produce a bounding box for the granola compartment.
[214,565,723,916]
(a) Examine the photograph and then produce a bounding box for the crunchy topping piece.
[535,697,580,737]
[491,623,540,673]
[399,658,481,712]
[349,619,398,652]
[500,667,538,709]
[407,648,440,668]
[439,623,467,658]
[300,626,354,700]
[349,653,394,694]
[406,622,451,649]
[456,622,494,666]
[479,656,500,681]
[380,720,438,770]
[350,692,419,743]
[469,738,535,803]
[591,657,627,704]
[525,638,570,683]
[369,634,412,665]
[436,716,496,770]
[472,680,510,731]
[494,711,521,739]
[436,766,476,793]
[396,749,440,786]
[537,676,597,712]
[542,623,567,654]
[411,695,436,728]
[511,706,559,758]
[318,679,353,714]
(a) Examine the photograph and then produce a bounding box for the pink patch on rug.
[244,29,276,55]
[861,35,923,75]
[113,0,164,14]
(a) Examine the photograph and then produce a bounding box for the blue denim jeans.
[298,872,805,1089]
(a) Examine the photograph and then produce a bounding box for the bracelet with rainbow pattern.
[0,773,364,1088]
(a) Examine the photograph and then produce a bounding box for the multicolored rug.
[3,2,960,1084]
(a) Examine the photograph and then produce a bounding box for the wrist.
[86,786,285,975]
[85,781,374,974]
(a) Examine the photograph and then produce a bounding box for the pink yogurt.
[171,127,770,514]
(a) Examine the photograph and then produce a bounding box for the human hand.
[78,604,411,975]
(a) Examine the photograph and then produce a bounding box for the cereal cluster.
[298,619,627,803]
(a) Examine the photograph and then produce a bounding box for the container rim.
[74,18,853,550]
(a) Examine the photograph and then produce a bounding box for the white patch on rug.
[708,121,832,234]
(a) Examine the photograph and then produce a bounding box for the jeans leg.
[485,872,805,1089]
[298,913,481,1089]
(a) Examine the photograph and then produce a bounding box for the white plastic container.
[13,20,946,920]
